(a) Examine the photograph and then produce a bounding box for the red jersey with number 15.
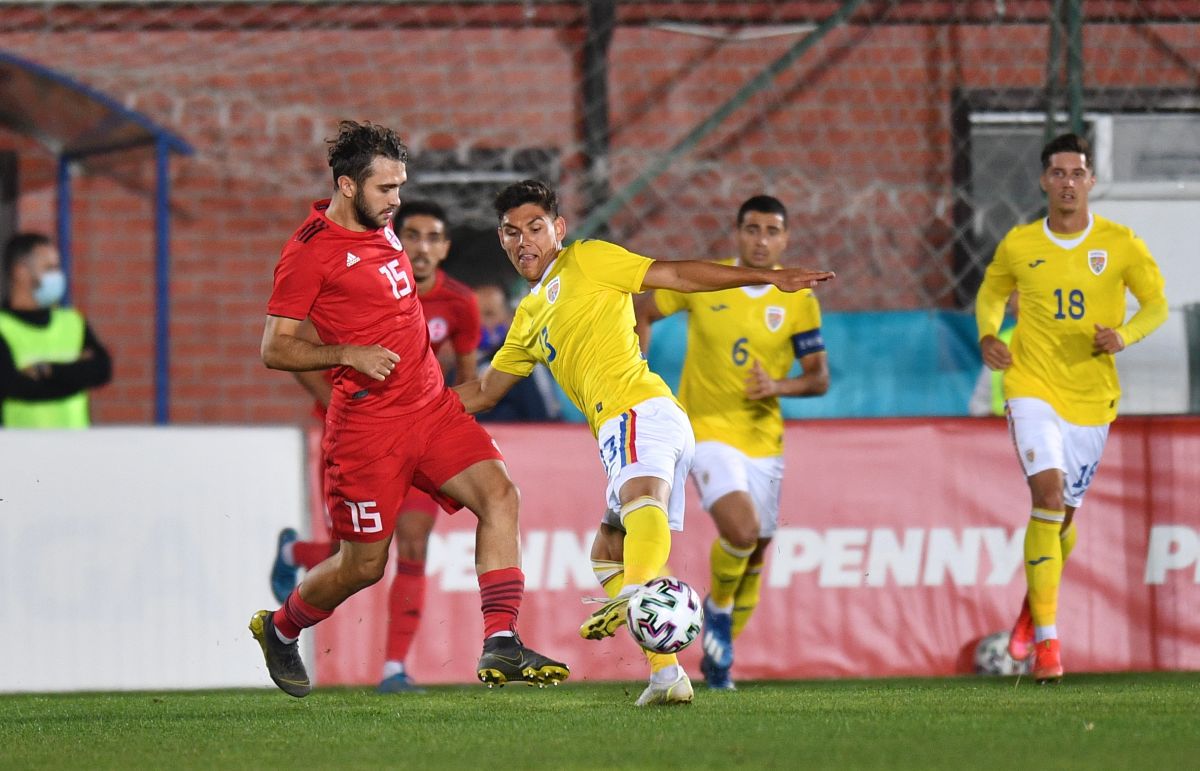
[268,199,444,417]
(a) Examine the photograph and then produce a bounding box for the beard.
[352,189,388,230]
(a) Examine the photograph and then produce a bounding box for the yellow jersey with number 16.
[490,239,677,437]
[976,213,1167,426]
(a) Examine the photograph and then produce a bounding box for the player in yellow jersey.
[975,133,1167,684]
[635,195,830,690]
[454,180,834,706]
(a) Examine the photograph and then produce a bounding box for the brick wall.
[0,8,1195,424]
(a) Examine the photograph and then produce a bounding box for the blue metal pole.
[56,155,72,305]
[155,137,171,424]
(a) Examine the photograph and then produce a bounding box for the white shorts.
[690,441,784,538]
[1006,397,1110,508]
[597,397,695,532]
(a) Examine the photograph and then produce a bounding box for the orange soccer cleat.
[1008,595,1034,662]
[1032,638,1063,684]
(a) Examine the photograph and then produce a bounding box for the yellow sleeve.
[653,288,689,317]
[975,236,1016,340]
[488,305,536,377]
[1116,236,1168,345]
[573,239,653,293]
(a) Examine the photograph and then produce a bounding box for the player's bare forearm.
[261,316,346,372]
[979,335,1012,370]
[745,355,829,400]
[452,365,522,414]
[642,260,834,294]
[633,293,662,354]
[261,315,398,381]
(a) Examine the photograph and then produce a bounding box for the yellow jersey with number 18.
[490,239,677,437]
[976,213,1167,426]
[654,260,823,457]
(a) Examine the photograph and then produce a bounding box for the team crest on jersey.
[383,224,403,251]
[1087,250,1108,276]
[427,317,448,343]
[546,277,561,304]
[765,305,786,332]
[1025,449,1036,463]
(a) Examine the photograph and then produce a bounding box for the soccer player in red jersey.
[249,121,567,697]
[269,199,483,694]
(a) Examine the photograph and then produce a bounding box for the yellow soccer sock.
[710,538,755,609]
[592,558,676,673]
[1025,510,1065,630]
[621,498,672,587]
[1060,522,1077,561]
[730,564,763,640]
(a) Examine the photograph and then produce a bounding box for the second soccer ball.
[626,576,704,654]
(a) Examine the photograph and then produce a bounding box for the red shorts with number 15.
[322,388,502,543]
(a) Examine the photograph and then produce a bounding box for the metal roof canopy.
[0,49,193,424]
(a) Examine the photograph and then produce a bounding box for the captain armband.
[791,328,825,358]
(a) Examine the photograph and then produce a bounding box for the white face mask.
[33,269,66,308]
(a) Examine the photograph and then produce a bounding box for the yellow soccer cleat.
[579,595,630,640]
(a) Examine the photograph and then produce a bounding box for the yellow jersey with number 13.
[654,260,823,457]
[490,239,677,436]
[976,213,1167,426]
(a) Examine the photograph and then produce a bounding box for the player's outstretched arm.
[641,259,834,294]
[261,314,399,381]
[453,365,525,414]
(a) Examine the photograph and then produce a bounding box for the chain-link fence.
[1,1,1197,420]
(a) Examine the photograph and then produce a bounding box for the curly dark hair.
[1041,133,1092,171]
[493,179,559,222]
[326,120,409,186]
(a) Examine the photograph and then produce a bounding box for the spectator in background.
[0,233,111,428]
[967,294,1017,417]
[269,200,484,694]
[473,283,561,422]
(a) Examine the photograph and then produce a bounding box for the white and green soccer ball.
[973,631,1031,676]
[626,576,704,654]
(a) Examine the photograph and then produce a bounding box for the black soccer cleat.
[249,609,312,697]
[477,634,570,688]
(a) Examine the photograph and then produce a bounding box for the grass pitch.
[2,673,1198,770]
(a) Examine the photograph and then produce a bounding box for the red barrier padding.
[311,417,1200,684]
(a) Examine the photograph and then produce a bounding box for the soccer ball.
[625,577,703,654]
[973,631,1031,676]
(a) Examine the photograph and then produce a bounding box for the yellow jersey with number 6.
[490,239,677,436]
[654,260,824,457]
[976,214,1167,426]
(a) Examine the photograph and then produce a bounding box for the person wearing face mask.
[0,233,112,428]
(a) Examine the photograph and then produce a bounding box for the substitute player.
[269,199,481,694]
[636,195,829,690]
[453,180,834,706]
[975,132,1167,683]
[250,121,567,697]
